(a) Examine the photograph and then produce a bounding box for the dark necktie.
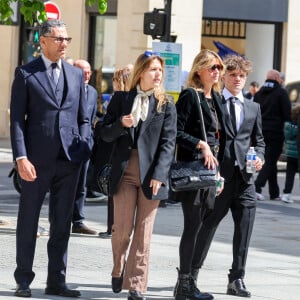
[50,62,58,87]
[229,97,237,134]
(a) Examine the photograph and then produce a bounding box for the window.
[202,19,246,39]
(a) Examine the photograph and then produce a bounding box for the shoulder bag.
[169,88,217,192]
[96,141,116,196]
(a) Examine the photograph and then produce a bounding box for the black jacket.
[176,87,226,163]
[254,79,291,134]
[99,90,177,200]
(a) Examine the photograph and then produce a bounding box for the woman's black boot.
[191,268,199,286]
[174,269,214,300]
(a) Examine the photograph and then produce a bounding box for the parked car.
[286,81,300,105]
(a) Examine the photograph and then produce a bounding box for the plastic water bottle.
[246,147,256,173]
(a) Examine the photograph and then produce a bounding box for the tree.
[0,0,108,25]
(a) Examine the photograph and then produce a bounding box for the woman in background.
[281,105,300,203]
[98,65,133,239]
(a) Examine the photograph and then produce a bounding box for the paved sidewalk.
[1,137,300,300]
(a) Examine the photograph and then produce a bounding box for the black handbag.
[170,88,217,192]
[170,159,217,192]
[96,141,116,196]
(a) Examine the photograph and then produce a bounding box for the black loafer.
[227,279,251,297]
[128,290,146,300]
[45,286,81,298]
[15,283,31,297]
[112,265,125,293]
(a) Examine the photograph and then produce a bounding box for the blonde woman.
[174,49,226,300]
[100,51,177,300]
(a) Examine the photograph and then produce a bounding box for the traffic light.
[143,9,166,39]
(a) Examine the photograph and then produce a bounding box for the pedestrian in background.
[194,54,265,298]
[174,49,226,300]
[254,69,291,201]
[10,20,92,298]
[244,80,260,101]
[97,65,133,239]
[99,51,177,300]
[71,59,98,235]
[281,105,300,203]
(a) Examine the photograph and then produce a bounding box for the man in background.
[254,69,291,201]
[244,81,260,101]
[71,59,99,235]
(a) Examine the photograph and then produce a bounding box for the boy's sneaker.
[281,193,293,203]
[256,193,265,201]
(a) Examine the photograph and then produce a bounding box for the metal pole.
[161,0,172,42]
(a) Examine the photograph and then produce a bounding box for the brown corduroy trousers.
[111,150,160,292]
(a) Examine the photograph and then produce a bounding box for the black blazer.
[176,87,226,162]
[99,90,177,200]
[220,96,265,182]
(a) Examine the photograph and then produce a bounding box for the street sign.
[44,1,61,20]
[153,42,182,101]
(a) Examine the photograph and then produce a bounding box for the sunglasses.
[208,64,223,71]
[144,50,161,58]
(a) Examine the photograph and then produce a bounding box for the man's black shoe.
[86,190,103,198]
[45,286,81,298]
[128,290,146,300]
[159,200,167,208]
[15,283,31,297]
[99,231,112,239]
[227,279,251,297]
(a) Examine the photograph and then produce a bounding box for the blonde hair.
[186,49,224,92]
[130,52,169,111]
[113,67,132,91]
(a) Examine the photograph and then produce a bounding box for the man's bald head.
[74,59,92,84]
[266,69,281,83]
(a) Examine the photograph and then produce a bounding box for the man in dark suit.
[71,59,98,235]
[10,20,92,298]
[191,55,265,298]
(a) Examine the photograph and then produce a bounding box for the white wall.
[245,23,274,89]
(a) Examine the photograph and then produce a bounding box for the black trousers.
[72,160,89,224]
[191,168,256,282]
[255,131,284,198]
[179,188,215,274]
[283,156,298,194]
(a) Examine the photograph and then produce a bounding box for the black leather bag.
[95,139,116,196]
[170,88,217,192]
[170,159,217,192]
[96,163,111,196]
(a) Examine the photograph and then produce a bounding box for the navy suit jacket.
[10,57,92,165]
[86,84,98,127]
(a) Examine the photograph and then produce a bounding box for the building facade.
[0,0,299,137]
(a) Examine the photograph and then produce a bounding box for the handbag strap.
[193,88,208,143]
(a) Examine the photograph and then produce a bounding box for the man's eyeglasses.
[208,64,223,71]
[44,36,72,44]
[144,50,161,58]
